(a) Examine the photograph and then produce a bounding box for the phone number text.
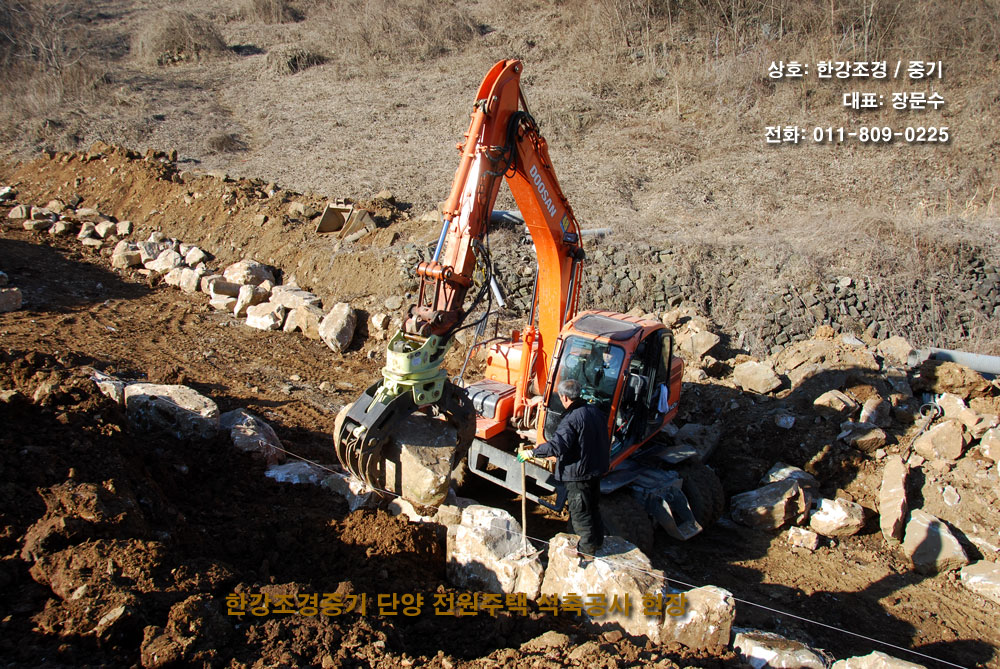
[766,126,950,144]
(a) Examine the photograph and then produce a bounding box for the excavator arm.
[335,59,585,490]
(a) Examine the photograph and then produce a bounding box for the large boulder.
[658,585,735,651]
[245,302,286,331]
[321,472,375,511]
[878,455,909,542]
[446,505,543,599]
[270,285,322,310]
[733,361,782,394]
[319,303,356,354]
[265,461,326,485]
[283,305,325,340]
[541,533,663,639]
[832,651,926,669]
[733,629,829,668]
[124,384,219,441]
[959,561,1000,606]
[876,336,914,366]
[382,413,457,507]
[222,260,275,287]
[730,480,809,530]
[234,284,271,318]
[219,409,284,465]
[912,360,992,400]
[912,420,969,461]
[902,509,969,574]
[809,497,866,537]
[145,249,184,275]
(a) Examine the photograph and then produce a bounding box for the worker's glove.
[516,449,533,463]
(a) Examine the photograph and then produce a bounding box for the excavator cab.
[542,311,680,469]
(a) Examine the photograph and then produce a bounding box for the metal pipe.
[489,210,610,238]
[489,275,506,308]
[431,217,450,262]
[908,347,1000,379]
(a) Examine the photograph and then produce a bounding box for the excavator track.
[334,381,475,494]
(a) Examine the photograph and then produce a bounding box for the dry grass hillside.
[1,0,999,345]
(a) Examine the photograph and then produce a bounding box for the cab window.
[551,336,625,411]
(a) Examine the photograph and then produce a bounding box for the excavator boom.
[335,60,584,491]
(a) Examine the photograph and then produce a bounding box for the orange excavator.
[334,60,722,542]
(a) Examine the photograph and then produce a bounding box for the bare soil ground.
[1,152,999,666]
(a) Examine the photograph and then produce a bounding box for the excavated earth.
[1,149,999,667]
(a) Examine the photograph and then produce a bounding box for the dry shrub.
[317,0,479,64]
[240,0,301,24]
[132,11,227,66]
[0,0,108,133]
[263,44,326,76]
[206,133,248,153]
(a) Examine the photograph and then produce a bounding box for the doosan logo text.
[529,165,557,218]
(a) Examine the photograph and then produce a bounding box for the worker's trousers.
[565,478,604,555]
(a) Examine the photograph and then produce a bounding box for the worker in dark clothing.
[517,378,610,555]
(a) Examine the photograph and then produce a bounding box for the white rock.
[111,241,142,269]
[185,246,209,266]
[245,302,286,330]
[730,480,809,530]
[223,260,275,286]
[542,533,662,638]
[733,361,782,394]
[733,629,829,669]
[91,371,126,406]
[265,461,326,485]
[832,651,925,668]
[659,585,735,651]
[876,336,914,366]
[94,221,116,238]
[208,278,241,298]
[902,509,969,574]
[48,221,73,236]
[116,220,133,236]
[980,427,1000,463]
[760,462,819,493]
[163,268,185,288]
[77,221,97,240]
[7,204,29,219]
[270,285,322,310]
[145,249,184,275]
[209,296,237,312]
[178,268,203,294]
[234,283,271,317]
[809,497,866,537]
[220,409,284,465]
[912,420,968,461]
[878,455,908,542]
[959,561,1000,606]
[446,505,544,599]
[813,389,859,417]
[283,305,325,340]
[124,383,219,441]
[383,414,457,507]
[369,312,391,331]
[319,302,356,354]
[787,526,820,551]
[322,472,375,511]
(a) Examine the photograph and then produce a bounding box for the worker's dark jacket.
[533,400,610,482]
